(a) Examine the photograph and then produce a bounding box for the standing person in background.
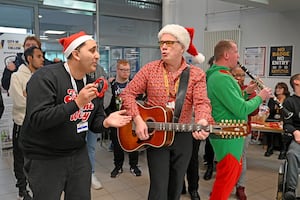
[0,87,4,119]
[1,36,58,92]
[182,121,202,200]
[106,59,141,178]
[283,73,300,200]
[264,82,290,159]
[19,31,131,200]
[231,64,258,200]
[203,56,216,181]
[9,46,44,200]
[182,55,215,200]
[120,24,212,200]
[2,36,41,91]
[206,39,272,200]
[86,65,112,190]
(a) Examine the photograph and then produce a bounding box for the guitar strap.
[173,65,190,123]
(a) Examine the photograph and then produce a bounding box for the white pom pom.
[192,53,205,64]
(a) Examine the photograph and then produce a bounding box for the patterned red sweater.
[120,59,213,124]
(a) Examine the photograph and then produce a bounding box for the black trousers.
[110,127,138,168]
[24,146,91,200]
[204,138,215,166]
[265,132,284,151]
[147,132,193,200]
[186,138,201,192]
[12,123,27,193]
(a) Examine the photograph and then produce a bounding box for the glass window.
[39,8,94,61]
[0,4,33,33]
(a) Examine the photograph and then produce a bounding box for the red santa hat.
[158,24,205,64]
[59,31,93,58]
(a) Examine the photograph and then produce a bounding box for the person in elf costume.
[206,39,272,200]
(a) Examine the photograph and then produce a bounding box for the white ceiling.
[220,0,300,12]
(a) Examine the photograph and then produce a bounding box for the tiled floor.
[0,139,283,200]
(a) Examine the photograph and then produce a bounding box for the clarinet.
[240,65,293,119]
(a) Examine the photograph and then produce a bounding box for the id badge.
[77,121,88,133]
[166,101,175,109]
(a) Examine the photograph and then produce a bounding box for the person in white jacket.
[9,46,44,200]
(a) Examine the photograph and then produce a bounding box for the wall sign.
[269,46,292,76]
[244,47,266,77]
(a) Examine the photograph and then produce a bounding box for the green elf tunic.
[206,64,262,200]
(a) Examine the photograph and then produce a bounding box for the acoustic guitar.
[118,102,248,152]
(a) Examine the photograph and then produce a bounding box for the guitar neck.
[146,121,248,138]
[146,122,210,132]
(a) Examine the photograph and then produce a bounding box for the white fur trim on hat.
[192,53,205,64]
[158,24,190,51]
[64,35,93,58]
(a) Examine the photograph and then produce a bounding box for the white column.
[162,0,178,26]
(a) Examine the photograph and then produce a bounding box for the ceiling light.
[248,0,269,5]
[40,35,48,40]
[44,30,66,34]
[0,27,27,34]
[43,0,96,12]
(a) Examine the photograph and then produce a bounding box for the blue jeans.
[86,130,98,174]
[286,140,300,191]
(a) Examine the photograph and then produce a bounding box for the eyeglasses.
[118,68,130,72]
[158,40,180,47]
[233,74,245,78]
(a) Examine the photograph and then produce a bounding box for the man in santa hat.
[19,31,132,200]
[120,24,213,200]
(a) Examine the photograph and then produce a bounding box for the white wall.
[171,0,300,92]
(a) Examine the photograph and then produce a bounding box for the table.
[251,122,284,144]
[251,122,284,133]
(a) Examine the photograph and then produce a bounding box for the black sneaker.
[284,189,296,200]
[130,166,142,176]
[189,190,200,200]
[18,190,32,200]
[110,166,123,178]
[278,151,287,160]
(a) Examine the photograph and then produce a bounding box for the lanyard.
[64,62,87,93]
[163,68,180,101]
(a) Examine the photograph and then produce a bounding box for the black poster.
[269,46,292,76]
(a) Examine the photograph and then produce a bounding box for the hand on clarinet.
[258,87,273,101]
